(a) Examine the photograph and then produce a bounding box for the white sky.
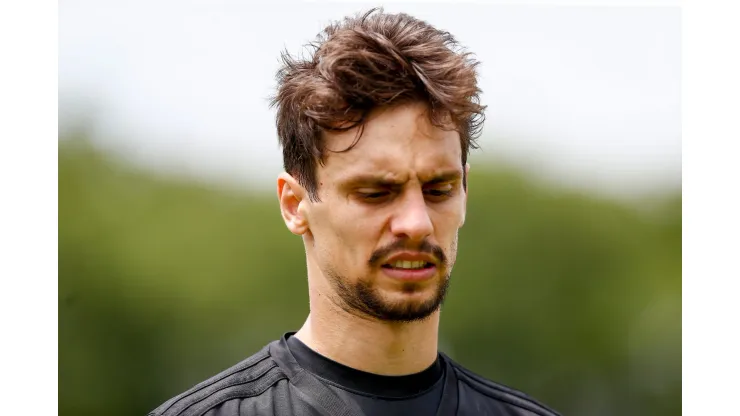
[59,1,681,197]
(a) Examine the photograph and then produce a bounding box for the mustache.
[368,239,447,267]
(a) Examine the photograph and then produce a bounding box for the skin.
[277,101,469,376]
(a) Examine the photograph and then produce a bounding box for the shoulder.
[445,355,562,416]
[148,344,288,416]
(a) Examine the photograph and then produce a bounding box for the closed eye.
[356,190,393,202]
[363,191,390,199]
[424,183,455,199]
[425,189,453,197]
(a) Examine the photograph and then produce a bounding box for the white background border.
[1,0,731,414]
[0,0,59,414]
[683,0,739,414]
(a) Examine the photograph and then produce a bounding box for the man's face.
[301,102,467,322]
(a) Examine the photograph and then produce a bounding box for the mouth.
[381,261,435,270]
[380,260,437,282]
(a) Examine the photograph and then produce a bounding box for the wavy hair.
[270,8,486,200]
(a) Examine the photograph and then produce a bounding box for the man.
[149,8,560,416]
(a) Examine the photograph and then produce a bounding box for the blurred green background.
[59,128,680,416]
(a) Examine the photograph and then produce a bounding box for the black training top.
[148,332,561,416]
[287,334,445,415]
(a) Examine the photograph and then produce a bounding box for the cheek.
[314,205,377,262]
[431,200,466,233]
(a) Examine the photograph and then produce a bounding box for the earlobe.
[277,173,309,235]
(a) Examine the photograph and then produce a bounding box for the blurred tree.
[59,134,680,416]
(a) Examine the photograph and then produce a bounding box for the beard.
[324,238,456,323]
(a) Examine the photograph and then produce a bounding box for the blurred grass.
[59,134,680,416]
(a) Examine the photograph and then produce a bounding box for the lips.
[380,252,439,281]
[381,263,437,282]
[381,252,437,267]
[384,260,432,269]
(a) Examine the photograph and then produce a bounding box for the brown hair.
[270,8,485,201]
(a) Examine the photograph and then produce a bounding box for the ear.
[460,163,470,227]
[277,172,309,235]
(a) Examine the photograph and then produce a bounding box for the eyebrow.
[422,171,463,185]
[341,170,462,188]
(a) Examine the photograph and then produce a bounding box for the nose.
[390,188,434,242]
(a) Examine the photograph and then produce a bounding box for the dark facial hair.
[327,239,452,323]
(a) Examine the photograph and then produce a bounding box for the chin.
[362,277,450,323]
[375,296,442,322]
[327,265,451,323]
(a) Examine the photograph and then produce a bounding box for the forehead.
[319,103,463,182]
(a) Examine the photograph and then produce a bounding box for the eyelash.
[363,192,389,200]
[360,188,453,201]
[426,189,453,197]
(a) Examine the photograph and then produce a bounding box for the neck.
[294,268,441,376]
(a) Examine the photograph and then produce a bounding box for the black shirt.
[287,334,445,416]
[148,332,561,416]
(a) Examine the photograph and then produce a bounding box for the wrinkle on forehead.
[319,103,462,183]
[324,103,446,150]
